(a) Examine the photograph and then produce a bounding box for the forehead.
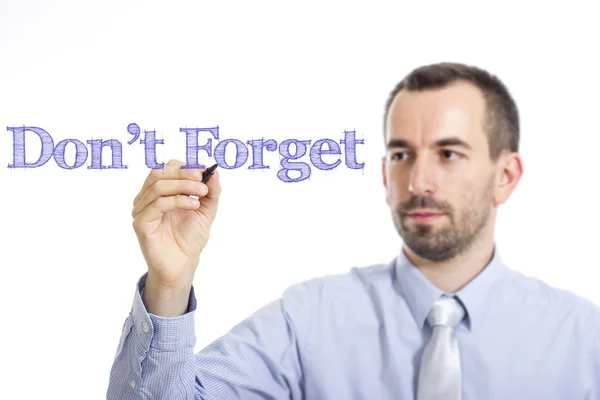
[386,81,488,146]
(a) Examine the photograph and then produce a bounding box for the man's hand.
[131,159,221,315]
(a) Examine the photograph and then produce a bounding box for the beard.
[392,177,494,262]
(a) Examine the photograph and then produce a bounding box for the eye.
[441,149,460,160]
[391,151,409,161]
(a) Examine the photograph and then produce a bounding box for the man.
[107,62,600,399]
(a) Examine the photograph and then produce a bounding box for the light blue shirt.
[107,245,600,399]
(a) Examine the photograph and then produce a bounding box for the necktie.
[417,296,465,400]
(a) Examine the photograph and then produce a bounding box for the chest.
[302,322,589,400]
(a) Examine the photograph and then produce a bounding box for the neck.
[403,234,495,293]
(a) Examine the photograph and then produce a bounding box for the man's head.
[382,62,523,262]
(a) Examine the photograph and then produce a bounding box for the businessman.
[107,62,600,399]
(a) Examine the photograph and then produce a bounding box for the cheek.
[457,177,492,213]
[444,177,480,210]
[387,168,410,194]
[459,192,477,213]
[387,182,411,206]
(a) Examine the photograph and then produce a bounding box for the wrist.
[146,273,192,297]
[143,273,193,317]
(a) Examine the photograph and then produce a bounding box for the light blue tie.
[417,296,465,400]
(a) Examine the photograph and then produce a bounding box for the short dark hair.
[383,62,520,161]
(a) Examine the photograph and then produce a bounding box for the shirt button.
[142,321,149,333]
[130,380,136,388]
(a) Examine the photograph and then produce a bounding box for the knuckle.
[155,196,167,208]
[149,168,162,181]
[188,179,201,191]
[132,218,149,238]
[151,180,167,195]
[177,165,190,177]
[132,217,141,231]
[178,194,190,205]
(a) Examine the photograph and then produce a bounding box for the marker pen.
[201,163,218,183]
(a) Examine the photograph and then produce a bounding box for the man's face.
[382,81,501,262]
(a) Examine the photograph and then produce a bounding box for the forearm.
[107,316,198,400]
[107,273,199,399]
[108,272,309,399]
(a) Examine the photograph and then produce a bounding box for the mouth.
[405,210,445,222]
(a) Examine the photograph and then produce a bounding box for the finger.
[134,195,200,227]
[134,160,185,206]
[195,168,222,217]
[133,159,207,206]
[132,179,209,218]
[167,159,186,167]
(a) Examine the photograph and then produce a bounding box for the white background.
[1,1,599,398]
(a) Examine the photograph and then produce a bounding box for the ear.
[494,152,523,206]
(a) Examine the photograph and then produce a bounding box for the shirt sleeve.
[106,272,312,400]
[585,311,600,400]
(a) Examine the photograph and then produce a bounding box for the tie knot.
[427,296,465,329]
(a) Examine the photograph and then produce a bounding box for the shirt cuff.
[130,272,198,352]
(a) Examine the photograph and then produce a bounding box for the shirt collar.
[394,243,508,331]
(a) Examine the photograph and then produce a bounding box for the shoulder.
[504,267,600,325]
[277,260,395,332]
[278,260,393,313]
[281,260,394,304]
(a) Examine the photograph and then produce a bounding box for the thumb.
[197,167,222,218]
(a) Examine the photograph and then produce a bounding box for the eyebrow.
[386,137,473,151]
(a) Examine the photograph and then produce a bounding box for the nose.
[408,155,437,195]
